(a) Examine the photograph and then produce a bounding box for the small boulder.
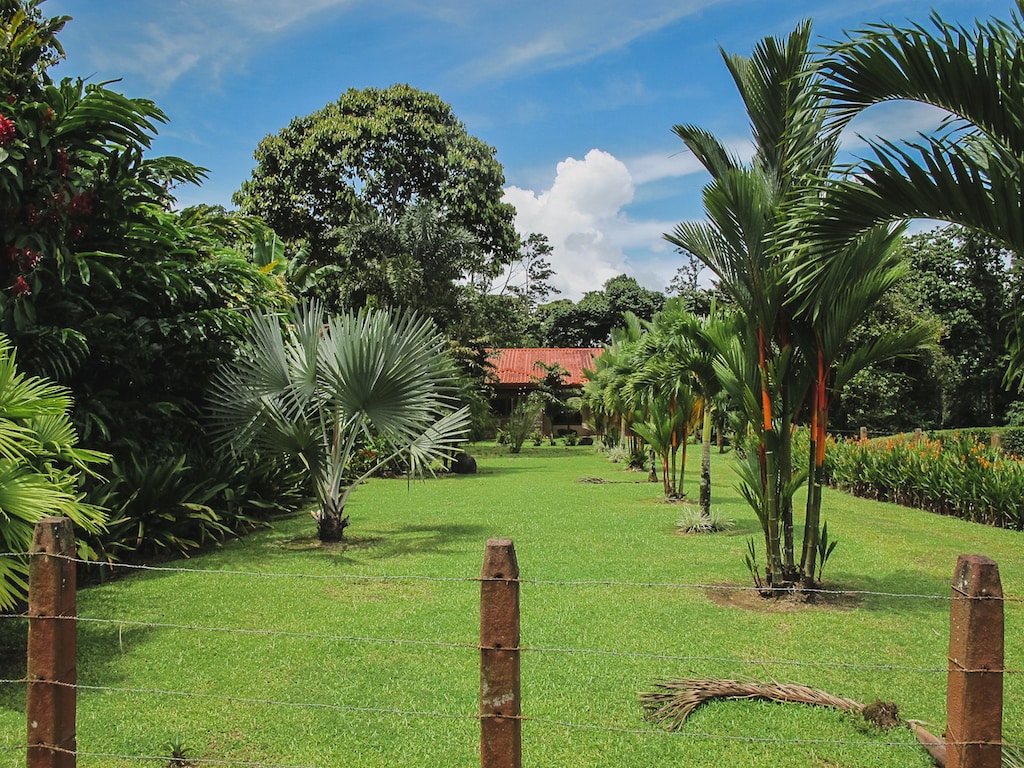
[451,452,478,474]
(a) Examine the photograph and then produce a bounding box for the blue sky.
[45,0,1011,299]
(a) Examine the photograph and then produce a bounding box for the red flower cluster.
[0,114,14,146]
[11,275,30,297]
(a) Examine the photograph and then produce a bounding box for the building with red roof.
[487,348,603,436]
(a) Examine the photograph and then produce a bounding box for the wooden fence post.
[27,517,77,768]
[859,426,868,442]
[946,555,1003,768]
[480,538,521,768]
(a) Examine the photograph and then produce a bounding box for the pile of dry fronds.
[639,678,874,730]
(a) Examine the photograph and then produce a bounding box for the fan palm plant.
[208,300,470,541]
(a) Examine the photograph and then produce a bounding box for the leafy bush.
[825,432,1024,529]
[0,335,108,609]
[505,395,544,454]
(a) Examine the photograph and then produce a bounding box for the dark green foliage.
[538,275,664,347]
[234,84,517,269]
[0,2,306,566]
[83,452,308,563]
[998,426,1024,455]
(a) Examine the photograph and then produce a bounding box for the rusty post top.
[953,554,1002,598]
[482,538,519,581]
[30,517,75,556]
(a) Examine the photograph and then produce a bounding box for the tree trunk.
[700,406,712,517]
[317,505,350,542]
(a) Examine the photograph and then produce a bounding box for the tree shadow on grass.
[270,522,489,564]
[0,614,157,714]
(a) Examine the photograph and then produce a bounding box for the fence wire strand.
[4,551,1023,603]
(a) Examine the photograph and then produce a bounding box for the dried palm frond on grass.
[639,678,887,730]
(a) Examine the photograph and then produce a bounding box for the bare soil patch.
[704,583,863,612]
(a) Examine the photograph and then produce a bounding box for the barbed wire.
[5,551,1021,603]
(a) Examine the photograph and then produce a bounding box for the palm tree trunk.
[801,352,829,584]
[700,405,713,516]
[758,329,782,584]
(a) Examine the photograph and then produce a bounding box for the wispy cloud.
[839,101,951,150]
[80,0,360,92]
[455,0,729,83]
[625,138,753,185]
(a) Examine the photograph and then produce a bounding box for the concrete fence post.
[946,554,1003,768]
[27,517,77,768]
[480,538,521,768]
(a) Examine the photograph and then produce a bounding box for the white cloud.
[504,149,634,299]
[839,101,952,151]
[504,148,686,300]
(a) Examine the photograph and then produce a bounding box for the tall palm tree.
[667,22,935,587]
[208,300,470,541]
[667,22,835,584]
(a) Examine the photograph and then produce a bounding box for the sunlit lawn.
[0,442,1020,767]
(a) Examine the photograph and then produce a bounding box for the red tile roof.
[489,348,603,387]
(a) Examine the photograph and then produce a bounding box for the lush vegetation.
[0,446,1019,767]
[826,431,1024,530]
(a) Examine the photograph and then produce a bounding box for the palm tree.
[667,22,936,587]
[0,335,108,609]
[806,4,1024,384]
[208,300,470,541]
[667,22,834,584]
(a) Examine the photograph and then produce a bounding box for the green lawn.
[1,444,1020,767]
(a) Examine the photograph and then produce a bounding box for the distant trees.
[537,275,665,347]
[833,225,1020,432]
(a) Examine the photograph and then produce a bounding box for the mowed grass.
[0,443,1021,767]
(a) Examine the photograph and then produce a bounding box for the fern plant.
[0,335,108,609]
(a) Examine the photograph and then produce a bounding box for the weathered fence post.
[27,517,77,768]
[914,428,923,444]
[990,431,1001,450]
[946,555,1003,768]
[480,538,521,768]
[859,426,868,442]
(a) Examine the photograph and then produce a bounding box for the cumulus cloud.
[504,148,684,300]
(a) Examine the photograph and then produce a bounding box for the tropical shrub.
[208,300,471,541]
[825,432,1024,529]
[505,395,544,454]
[0,335,107,609]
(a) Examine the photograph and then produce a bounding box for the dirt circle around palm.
[704,583,863,612]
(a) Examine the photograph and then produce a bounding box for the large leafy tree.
[209,300,471,542]
[540,275,664,347]
[234,84,518,279]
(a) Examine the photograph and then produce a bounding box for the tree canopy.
[233,84,518,276]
